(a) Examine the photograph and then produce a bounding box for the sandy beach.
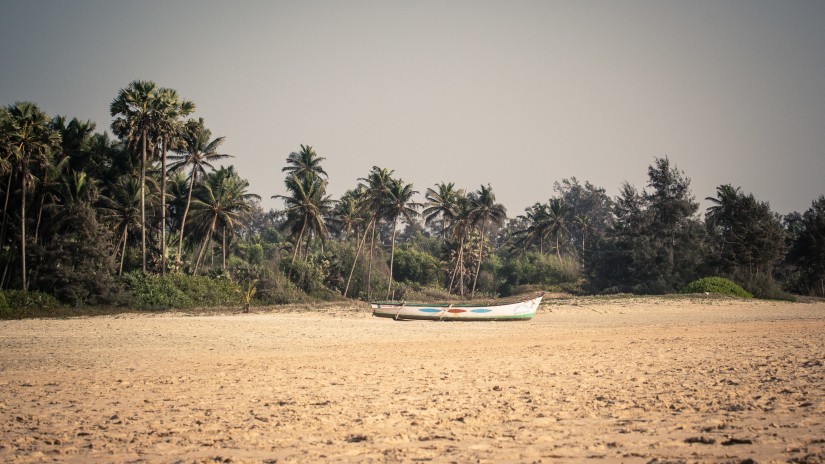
[1,297,823,463]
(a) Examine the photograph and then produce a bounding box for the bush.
[392,247,442,286]
[498,252,582,296]
[0,290,63,318]
[682,277,753,298]
[0,291,9,317]
[120,272,193,309]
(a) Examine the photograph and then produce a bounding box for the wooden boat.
[371,294,543,321]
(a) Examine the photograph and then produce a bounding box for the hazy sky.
[2,0,823,216]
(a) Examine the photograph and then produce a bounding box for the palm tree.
[189,167,260,273]
[154,87,195,274]
[706,184,741,228]
[111,80,160,272]
[446,192,473,296]
[468,184,506,295]
[513,202,549,255]
[282,144,327,181]
[1,102,62,291]
[547,198,570,261]
[330,187,366,241]
[99,175,142,276]
[383,178,421,299]
[167,118,231,264]
[273,174,333,268]
[423,182,461,238]
[343,166,392,298]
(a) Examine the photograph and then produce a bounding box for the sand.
[1,297,824,463]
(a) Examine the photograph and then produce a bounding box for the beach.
[1,297,824,463]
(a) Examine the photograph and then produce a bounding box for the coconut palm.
[282,144,327,181]
[167,118,231,264]
[154,87,195,274]
[705,184,742,228]
[468,184,506,295]
[343,166,393,298]
[189,167,260,273]
[446,192,473,296]
[273,174,333,268]
[423,182,462,238]
[383,177,421,299]
[1,102,62,291]
[110,80,160,272]
[99,175,142,275]
[330,187,366,241]
[547,197,570,261]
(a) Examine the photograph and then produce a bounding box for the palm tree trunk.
[194,215,217,274]
[471,221,486,296]
[21,160,28,292]
[177,169,197,264]
[290,218,307,270]
[0,168,14,256]
[386,216,398,300]
[367,221,377,300]
[118,225,128,276]
[449,235,465,296]
[556,234,562,262]
[140,127,147,273]
[160,136,168,275]
[221,225,226,270]
[344,216,375,298]
[33,193,45,245]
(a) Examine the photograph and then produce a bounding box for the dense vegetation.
[1,81,823,315]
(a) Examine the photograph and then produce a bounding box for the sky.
[1,0,823,217]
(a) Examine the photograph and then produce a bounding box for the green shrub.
[498,252,582,296]
[121,272,193,309]
[0,290,63,318]
[167,273,243,307]
[392,247,442,286]
[0,291,10,317]
[682,277,753,298]
[120,272,245,310]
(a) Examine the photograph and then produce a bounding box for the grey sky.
[2,0,823,216]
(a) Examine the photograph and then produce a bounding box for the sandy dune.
[1,297,824,463]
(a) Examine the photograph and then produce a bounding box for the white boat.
[371,294,543,321]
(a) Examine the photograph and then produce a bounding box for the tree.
[646,156,699,276]
[154,87,195,274]
[468,184,506,295]
[546,197,570,262]
[446,192,474,296]
[282,144,327,181]
[423,182,462,238]
[343,166,393,298]
[189,167,260,273]
[167,118,230,264]
[788,196,825,296]
[587,158,705,294]
[383,177,420,299]
[512,202,551,255]
[705,184,785,281]
[553,177,614,258]
[111,80,160,272]
[330,187,366,241]
[273,174,333,268]
[99,175,142,275]
[1,102,62,291]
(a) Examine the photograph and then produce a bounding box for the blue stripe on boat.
[419,308,441,313]
[470,309,492,313]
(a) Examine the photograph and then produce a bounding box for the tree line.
[1,80,824,309]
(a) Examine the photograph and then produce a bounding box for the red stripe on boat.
[447,308,466,313]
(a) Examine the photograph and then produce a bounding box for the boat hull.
[371,295,542,321]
